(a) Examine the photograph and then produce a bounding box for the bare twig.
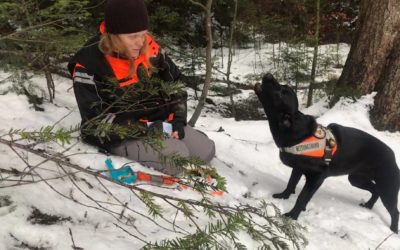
[375,233,395,250]
[96,176,186,235]
[188,0,207,11]
[113,223,149,245]
[0,137,306,249]
[69,228,84,250]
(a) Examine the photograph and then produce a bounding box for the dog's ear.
[254,83,262,95]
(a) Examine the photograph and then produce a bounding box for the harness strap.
[280,125,337,165]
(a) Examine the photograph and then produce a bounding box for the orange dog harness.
[280,125,337,164]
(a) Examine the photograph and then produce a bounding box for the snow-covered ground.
[0,43,399,249]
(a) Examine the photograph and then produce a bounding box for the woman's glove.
[172,121,185,139]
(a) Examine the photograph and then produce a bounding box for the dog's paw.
[272,191,293,199]
[283,211,298,220]
[390,225,398,234]
[273,193,290,199]
[359,202,373,209]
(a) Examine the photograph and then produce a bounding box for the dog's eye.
[273,92,282,100]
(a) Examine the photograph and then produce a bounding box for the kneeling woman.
[68,0,215,176]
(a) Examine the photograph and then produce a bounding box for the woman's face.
[117,30,147,58]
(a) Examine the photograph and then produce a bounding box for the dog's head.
[254,73,299,129]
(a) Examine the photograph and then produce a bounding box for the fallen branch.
[0,137,307,249]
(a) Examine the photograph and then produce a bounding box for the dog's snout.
[263,73,274,82]
[254,83,262,94]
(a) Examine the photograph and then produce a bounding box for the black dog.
[254,73,399,233]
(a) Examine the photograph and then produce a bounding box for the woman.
[68,0,215,176]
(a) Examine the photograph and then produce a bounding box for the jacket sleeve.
[151,49,188,138]
[72,65,141,149]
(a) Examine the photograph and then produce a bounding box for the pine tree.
[0,0,93,102]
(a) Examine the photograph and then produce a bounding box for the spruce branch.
[0,137,307,249]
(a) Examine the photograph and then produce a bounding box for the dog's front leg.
[273,168,302,199]
[284,173,326,219]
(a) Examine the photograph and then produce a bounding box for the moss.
[329,83,362,107]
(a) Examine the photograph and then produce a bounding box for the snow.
[0,42,399,249]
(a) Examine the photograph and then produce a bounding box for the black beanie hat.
[105,0,149,34]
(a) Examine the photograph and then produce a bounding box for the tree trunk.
[306,0,320,108]
[336,0,400,93]
[188,0,213,127]
[43,55,55,103]
[370,32,400,131]
[226,0,238,119]
[335,0,400,131]
[220,29,224,68]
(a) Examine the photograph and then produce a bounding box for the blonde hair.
[99,32,151,79]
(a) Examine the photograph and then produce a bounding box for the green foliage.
[76,76,188,146]
[210,84,242,97]
[7,114,308,249]
[140,190,164,219]
[222,93,266,121]
[329,83,362,107]
[99,76,186,113]
[146,0,207,47]
[0,71,44,110]
[83,120,146,141]
[145,201,307,249]
[177,201,194,218]
[172,47,205,83]
[0,0,93,71]
[11,125,79,146]
[273,42,312,86]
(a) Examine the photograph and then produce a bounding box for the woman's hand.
[171,123,185,139]
[170,131,180,139]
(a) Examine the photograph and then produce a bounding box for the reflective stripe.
[74,76,95,85]
[101,113,116,124]
[98,113,116,137]
[281,125,337,159]
[283,138,326,157]
[75,71,93,79]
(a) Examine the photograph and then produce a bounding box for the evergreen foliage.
[145,201,307,249]
[0,0,93,68]
[0,0,94,102]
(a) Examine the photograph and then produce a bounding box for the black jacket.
[68,35,187,150]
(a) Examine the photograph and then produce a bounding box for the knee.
[203,139,216,163]
[164,139,190,158]
[183,126,216,163]
[194,134,215,163]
